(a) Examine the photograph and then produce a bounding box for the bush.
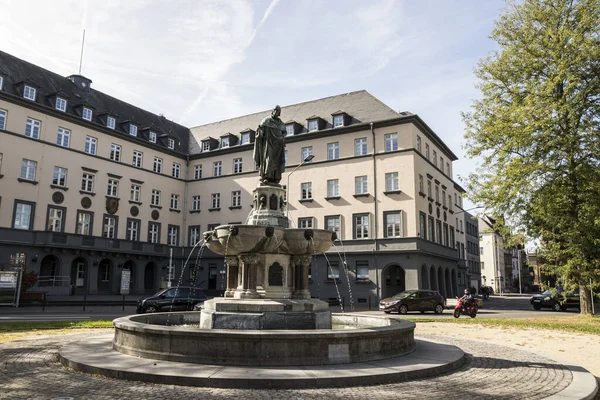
[20,270,38,292]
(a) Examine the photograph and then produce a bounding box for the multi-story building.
[464,210,481,292]
[478,215,507,293]
[0,50,466,304]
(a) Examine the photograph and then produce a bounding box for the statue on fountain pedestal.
[253,105,286,186]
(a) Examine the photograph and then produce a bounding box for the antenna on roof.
[78,29,86,75]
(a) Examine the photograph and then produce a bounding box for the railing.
[36,275,70,287]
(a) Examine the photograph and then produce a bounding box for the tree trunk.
[579,282,592,315]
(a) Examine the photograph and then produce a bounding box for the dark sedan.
[379,290,446,314]
[136,286,208,313]
[530,289,580,311]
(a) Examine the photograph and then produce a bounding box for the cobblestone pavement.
[0,331,572,400]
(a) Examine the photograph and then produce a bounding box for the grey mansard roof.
[0,50,191,154]
[188,90,401,155]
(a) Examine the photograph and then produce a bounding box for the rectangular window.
[148,222,160,244]
[298,217,313,229]
[153,157,162,173]
[231,191,241,207]
[384,133,398,152]
[23,85,36,100]
[233,158,242,174]
[443,223,449,246]
[213,161,222,177]
[192,195,201,211]
[449,194,453,211]
[85,136,97,155]
[107,179,119,197]
[450,227,455,249]
[47,207,64,232]
[241,133,250,144]
[107,116,116,129]
[82,107,93,121]
[52,166,67,187]
[0,76,3,90]
[446,162,450,175]
[0,153,2,176]
[435,185,440,203]
[110,143,121,162]
[355,137,367,156]
[129,124,138,136]
[168,138,175,149]
[418,175,424,194]
[436,220,443,244]
[440,156,444,170]
[301,146,313,162]
[427,180,432,198]
[221,137,229,148]
[307,119,318,132]
[433,150,437,166]
[353,213,370,239]
[130,184,141,202]
[385,172,399,192]
[132,151,143,168]
[460,219,463,232]
[189,226,200,246]
[151,189,161,206]
[301,182,312,200]
[356,261,369,281]
[202,141,210,151]
[81,173,94,192]
[25,118,40,139]
[442,190,447,207]
[284,150,288,166]
[325,215,341,236]
[53,127,70,148]
[327,261,340,280]
[327,179,339,197]
[333,114,344,127]
[172,163,181,178]
[355,176,368,195]
[194,165,202,180]
[56,97,67,112]
[428,216,435,242]
[76,211,93,235]
[419,212,427,239]
[20,159,37,181]
[103,215,117,238]
[149,131,157,143]
[285,124,294,136]
[327,142,339,160]
[384,211,402,238]
[0,109,6,130]
[211,193,221,209]
[13,201,34,230]
[416,135,421,153]
[425,143,430,159]
[168,225,179,246]
[170,194,180,209]
[126,219,140,241]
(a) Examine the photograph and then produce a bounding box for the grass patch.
[0,320,114,344]
[406,315,600,335]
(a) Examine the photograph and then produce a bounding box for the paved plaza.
[1,330,593,400]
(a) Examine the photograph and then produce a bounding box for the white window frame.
[192,195,201,211]
[221,137,229,148]
[354,214,370,239]
[20,159,37,181]
[56,127,70,147]
[327,179,339,197]
[241,133,250,144]
[149,131,157,143]
[202,141,211,152]
[231,190,241,207]
[23,85,36,101]
[194,165,202,180]
[233,158,242,174]
[48,208,63,232]
[211,193,220,209]
[385,211,402,238]
[132,151,143,168]
[213,161,222,177]
[307,119,318,132]
[149,223,160,244]
[129,124,138,136]
[52,166,67,187]
[333,114,344,127]
[130,184,141,202]
[76,212,92,235]
[168,138,175,149]
[385,172,399,192]
[416,135,421,153]
[325,215,341,236]
[285,124,295,136]
[355,137,367,156]
[153,157,163,173]
[127,219,139,241]
[56,97,67,112]
[14,202,33,230]
[25,118,41,139]
[301,146,313,162]
[107,179,119,197]
[82,107,93,121]
[298,217,313,229]
[189,227,200,246]
[355,176,368,195]
[0,109,6,130]
[110,143,121,162]
[85,136,97,155]
[103,216,117,238]
[301,182,312,200]
[170,194,180,210]
[0,76,3,91]
[168,226,179,246]
[172,163,181,178]
[107,116,116,130]
[327,142,339,160]
[384,133,399,152]
[81,173,94,192]
[151,189,161,206]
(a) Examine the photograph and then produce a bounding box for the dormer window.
[56,97,67,112]
[202,142,211,152]
[241,133,250,144]
[307,119,319,132]
[107,116,116,130]
[149,131,157,143]
[0,76,3,90]
[333,114,344,128]
[82,107,93,121]
[221,137,229,148]
[168,138,175,150]
[23,86,36,101]
[285,124,295,136]
[129,124,138,136]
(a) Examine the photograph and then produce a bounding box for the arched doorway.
[144,262,157,293]
[39,255,60,287]
[421,265,428,289]
[122,260,137,294]
[430,265,437,291]
[70,257,88,294]
[97,259,113,293]
[437,267,445,297]
[445,268,452,299]
[382,264,405,299]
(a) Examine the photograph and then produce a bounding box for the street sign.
[0,270,21,306]
[120,269,131,295]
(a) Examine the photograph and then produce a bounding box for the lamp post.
[286,154,314,223]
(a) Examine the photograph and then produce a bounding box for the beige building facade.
[0,51,469,304]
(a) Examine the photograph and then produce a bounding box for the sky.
[0,0,507,209]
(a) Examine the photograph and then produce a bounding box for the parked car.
[530,289,580,311]
[136,286,208,313]
[379,290,446,314]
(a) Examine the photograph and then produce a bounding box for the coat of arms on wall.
[106,198,119,215]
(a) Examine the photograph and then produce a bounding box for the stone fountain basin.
[113,313,415,366]
[282,228,336,255]
[205,225,285,255]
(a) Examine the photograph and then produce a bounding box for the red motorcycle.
[454,297,478,318]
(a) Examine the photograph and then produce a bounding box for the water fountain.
[59,106,464,388]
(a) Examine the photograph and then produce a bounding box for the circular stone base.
[60,336,464,389]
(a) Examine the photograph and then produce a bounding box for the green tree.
[463,0,600,314]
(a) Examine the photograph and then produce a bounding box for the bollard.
[122,295,125,311]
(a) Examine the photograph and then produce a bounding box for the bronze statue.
[253,105,286,185]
